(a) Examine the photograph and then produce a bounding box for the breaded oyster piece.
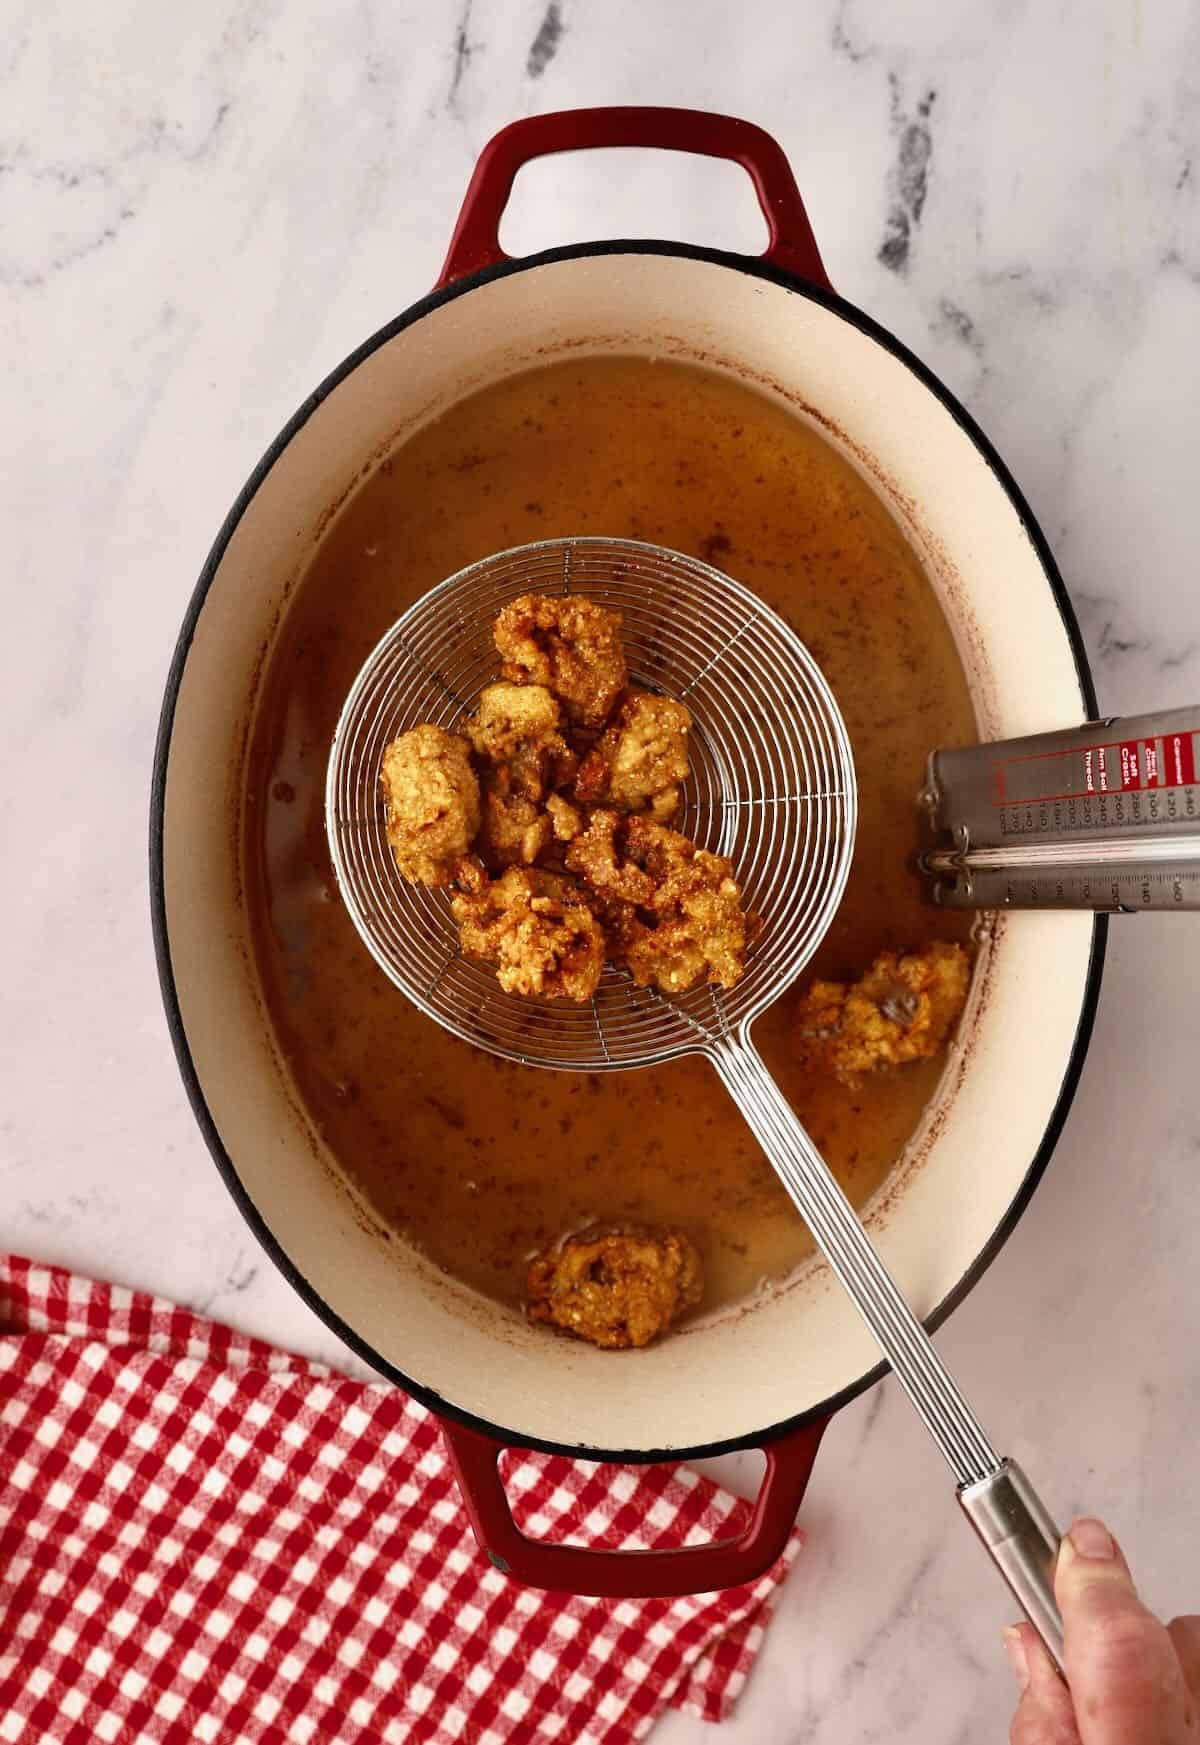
[451,863,605,1002]
[380,725,480,888]
[575,689,691,820]
[566,812,757,992]
[527,1226,703,1349]
[465,681,575,800]
[793,942,971,1086]
[494,593,627,728]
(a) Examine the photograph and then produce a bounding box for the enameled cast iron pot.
[151,108,1105,1597]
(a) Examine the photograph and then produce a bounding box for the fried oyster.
[494,592,627,728]
[475,782,553,871]
[575,688,691,820]
[451,863,606,1002]
[526,1226,703,1349]
[793,941,971,1086]
[465,681,575,800]
[566,811,757,992]
[379,724,480,888]
[465,681,570,872]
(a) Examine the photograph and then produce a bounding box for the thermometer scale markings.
[999,868,1200,911]
[922,711,1200,912]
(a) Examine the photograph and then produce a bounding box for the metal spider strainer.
[326,536,1066,1665]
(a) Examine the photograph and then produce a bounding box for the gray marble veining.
[3,2,1199,1739]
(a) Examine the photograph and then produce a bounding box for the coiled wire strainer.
[327,535,1067,1662]
[327,536,851,1066]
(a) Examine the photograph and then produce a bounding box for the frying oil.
[244,356,976,1312]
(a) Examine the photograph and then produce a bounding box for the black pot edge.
[150,236,1106,1466]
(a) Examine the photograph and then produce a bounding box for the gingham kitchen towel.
[0,1256,802,1744]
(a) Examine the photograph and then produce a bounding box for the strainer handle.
[440,1413,829,1598]
[710,1036,1069,1670]
[437,107,832,290]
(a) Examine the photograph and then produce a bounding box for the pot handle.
[440,1413,829,1597]
[436,106,832,291]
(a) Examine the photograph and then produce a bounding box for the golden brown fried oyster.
[465,681,574,800]
[566,811,757,992]
[793,942,971,1086]
[476,780,552,871]
[494,593,627,728]
[563,808,657,907]
[380,725,481,888]
[451,864,605,1001]
[526,1226,703,1349]
[575,689,691,820]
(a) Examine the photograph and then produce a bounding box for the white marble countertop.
[5,1,1200,1738]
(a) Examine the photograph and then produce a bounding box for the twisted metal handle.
[709,1034,1068,1670]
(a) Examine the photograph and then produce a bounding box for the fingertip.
[1004,1623,1060,1688]
[1003,1624,1030,1690]
[1065,1516,1116,1562]
[1005,1624,1077,1744]
[1023,1625,1063,1688]
[1056,1516,1134,1600]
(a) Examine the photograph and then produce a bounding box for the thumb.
[1056,1517,1196,1745]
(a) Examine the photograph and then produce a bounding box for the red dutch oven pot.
[152,108,1103,1597]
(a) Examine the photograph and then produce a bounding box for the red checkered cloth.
[0,1256,801,1743]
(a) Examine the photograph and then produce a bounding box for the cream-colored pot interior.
[161,252,1097,1454]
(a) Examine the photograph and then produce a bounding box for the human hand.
[1007,1517,1200,1743]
